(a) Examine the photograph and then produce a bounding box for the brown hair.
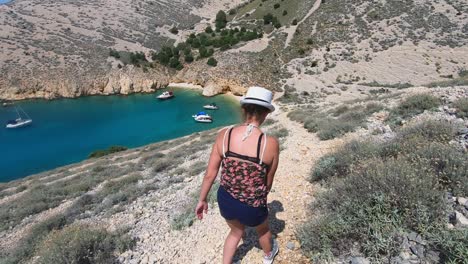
[241,103,270,120]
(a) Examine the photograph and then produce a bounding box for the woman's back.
[218,125,275,168]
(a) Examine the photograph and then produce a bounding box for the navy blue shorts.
[217,186,268,227]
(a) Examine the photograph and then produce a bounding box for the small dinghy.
[203,103,218,110]
[157,91,174,100]
[2,101,13,107]
[6,106,32,129]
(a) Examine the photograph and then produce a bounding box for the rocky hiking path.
[121,106,345,264]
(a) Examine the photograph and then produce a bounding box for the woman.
[195,86,280,264]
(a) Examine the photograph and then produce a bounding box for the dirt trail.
[252,108,343,263]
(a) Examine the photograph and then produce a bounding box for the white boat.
[192,111,212,119]
[194,115,213,123]
[157,91,174,100]
[6,106,32,129]
[2,102,13,107]
[203,103,218,110]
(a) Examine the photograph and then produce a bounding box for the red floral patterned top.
[220,126,269,207]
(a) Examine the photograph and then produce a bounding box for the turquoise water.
[0,0,12,4]
[0,89,241,182]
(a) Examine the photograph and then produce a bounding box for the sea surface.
[0,0,12,4]
[0,88,241,182]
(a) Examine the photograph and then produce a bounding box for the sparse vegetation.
[300,120,466,262]
[88,146,128,159]
[359,81,413,89]
[288,103,384,140]
[386,94,441,126]
[36,225,134,264]
[453,97,468,118]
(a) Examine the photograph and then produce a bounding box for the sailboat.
[6,105,32,129]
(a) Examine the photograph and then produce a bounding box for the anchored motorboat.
[203,103,218,110]
[192,111,212,119]
[194,115,213,123]
[157,91,174,100]
[192,111,213,123]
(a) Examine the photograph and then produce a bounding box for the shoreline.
[168,82,243,103]
[1,84,244,104]
[0,89,242,182]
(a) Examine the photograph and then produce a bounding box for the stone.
[286,241,295,250]
[457,197,468,207]
[426,250,440,263]
[458,128,468,135]
[349,256,370,264]
[410,244,425,258]
[455,211,468,227]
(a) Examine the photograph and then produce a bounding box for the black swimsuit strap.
[256,133,264,160]
[227,126,234,152]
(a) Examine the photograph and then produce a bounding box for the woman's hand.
[195,201,208,220]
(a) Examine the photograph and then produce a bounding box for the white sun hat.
[240,86,275,112]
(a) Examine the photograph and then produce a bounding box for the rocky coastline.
[0,67,249,102]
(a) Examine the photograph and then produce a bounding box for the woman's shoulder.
[263,133,279,150]
[215,125,234,142]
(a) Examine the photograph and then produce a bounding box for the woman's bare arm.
[266,137,280,192]
[195,129,226,219]
[198,140,222,202]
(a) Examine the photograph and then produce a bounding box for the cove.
[0,88,241,182]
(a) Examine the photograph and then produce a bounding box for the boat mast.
[15,106,21,119]
[18,106,31,120]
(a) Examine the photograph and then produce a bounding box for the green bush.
[312,140,379,181]
[301,159,447,260]
[88,146,127,159]
[189,161,206,176]
[290,103,384,140]
[153,158,173,173]
[215,10,227,29]
[109,49,120,59]
[263,13,274,24]
[429,229,468,263]
[169,26,178,34]
[171,210,195,230]
[387,94,441,126]
[301,120,465,261]
[397,119,455,144]
[3,215,68,263]
[269,127,289,138]
[453,97,468,118]
[36,225,134,264]
[207,57,218,67]
[205,26,213,33]
[184,54,194,63]
[273,3,280,9]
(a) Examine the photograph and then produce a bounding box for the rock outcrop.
[0,66,171,101]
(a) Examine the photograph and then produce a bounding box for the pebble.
[286,241,295,250]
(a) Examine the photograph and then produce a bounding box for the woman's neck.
[243,118,261,127]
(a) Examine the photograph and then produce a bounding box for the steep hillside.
[0,0,244,99]
[3,0,467,101]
